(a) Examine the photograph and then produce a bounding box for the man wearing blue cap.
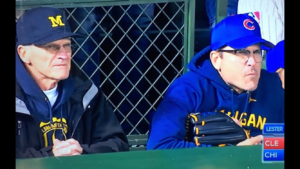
[16,7,129,158]
[147,13,284,149]
[266,40,284,89]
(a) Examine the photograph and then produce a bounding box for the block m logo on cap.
[48,15,65,27]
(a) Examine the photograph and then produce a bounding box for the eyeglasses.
[217,49,265,63]
[35,43,75,54]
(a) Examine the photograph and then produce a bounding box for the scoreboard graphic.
[262,123,284,163]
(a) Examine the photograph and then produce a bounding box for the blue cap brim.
[227,36,275,50]
[32,31,84,45]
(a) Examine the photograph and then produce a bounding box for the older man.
[147,13,284,150]
[16,7,129,158]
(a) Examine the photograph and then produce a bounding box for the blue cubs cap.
[210,13,274,51]
[266,40,284,73]
[16,7,83,45]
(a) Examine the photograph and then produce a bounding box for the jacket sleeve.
[147,79,201,150]
[16,146,54,159]
[79,89,129,154]
[15,111,55,159]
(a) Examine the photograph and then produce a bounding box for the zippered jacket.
[16,52,129,158]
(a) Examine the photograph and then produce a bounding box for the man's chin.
[54,73,69,81]
[244,84,258,92]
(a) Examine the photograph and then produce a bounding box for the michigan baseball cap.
[210,13,274,51]
[266,40,284,73]
[16,7,83,45]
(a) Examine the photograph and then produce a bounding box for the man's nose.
[57,54,68,60]
[57,47,71,59]
[246,54,257,66]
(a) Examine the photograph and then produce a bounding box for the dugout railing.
[16,0,228,150]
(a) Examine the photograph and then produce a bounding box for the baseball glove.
[189,112,249,147]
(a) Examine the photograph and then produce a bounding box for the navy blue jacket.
[147,47,284,149]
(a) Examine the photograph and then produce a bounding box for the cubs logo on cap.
[243,19,255,30]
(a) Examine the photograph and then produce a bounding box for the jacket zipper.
[71,104,90,138]
[18,120,22,135]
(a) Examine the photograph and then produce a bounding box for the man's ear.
[17,45,31,64]
[210,51,221,71]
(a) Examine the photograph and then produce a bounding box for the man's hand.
[236,135,263,146]
[231,117,263,146]
[52,138,83,156]
[232,118,242,127]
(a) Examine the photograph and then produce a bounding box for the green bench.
[127,134,148,151]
